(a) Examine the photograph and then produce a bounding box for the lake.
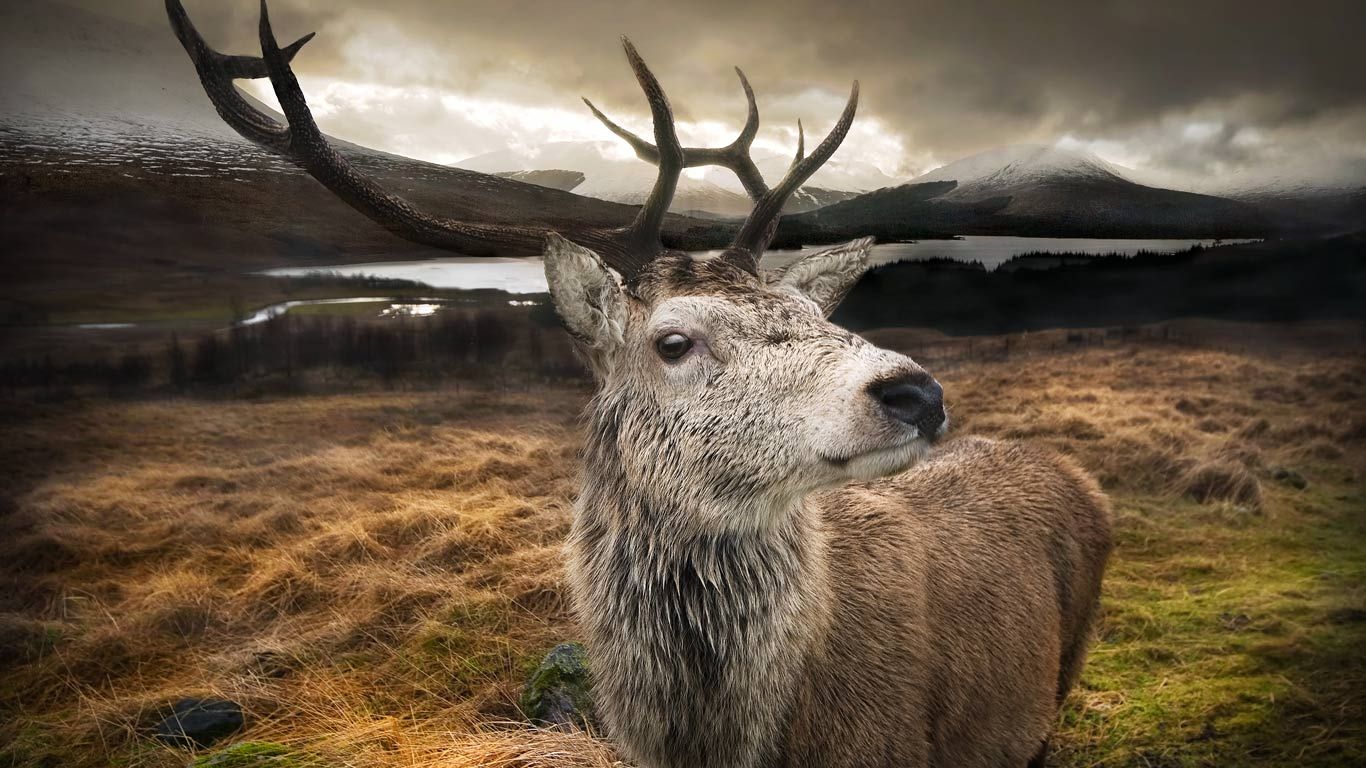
[261,236,1254,295]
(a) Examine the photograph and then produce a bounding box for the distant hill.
[771,181,988,245]
[492,169,586,192]
[1243,190,1366,238]
[1137,150,1366,206]
[1195,155,1366,237]
[774,145,1270,243]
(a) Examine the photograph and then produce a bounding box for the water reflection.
[235,297,541,326]
[379,303,441,318]
[237,297,396,325]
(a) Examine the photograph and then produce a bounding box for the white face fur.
[544,234,947,525]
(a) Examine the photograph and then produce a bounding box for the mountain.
[913,145,1266,234]
[1184,156,1366,236]
[775,145,1269,242]
[493,169,586,192]
[772,182,999,246]
[1128,152,1366,203]
[912,145,1131,196]
[455,141,878,217]
[789,186,863,211]
[0,0,735,319]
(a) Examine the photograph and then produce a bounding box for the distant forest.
[832,234,1366,334]
[2,235,1361,397]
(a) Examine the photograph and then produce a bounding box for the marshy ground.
[1,327,1363,767]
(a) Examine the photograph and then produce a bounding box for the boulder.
[519,642,595,729]
[152,698,244,748]
[1271,466,1308,490]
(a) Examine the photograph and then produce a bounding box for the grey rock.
[520,642,595,729]
[1271,466,1308,489]
[153,698,244,748]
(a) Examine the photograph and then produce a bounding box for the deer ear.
[543,233,628,366]
[767,237,874,316]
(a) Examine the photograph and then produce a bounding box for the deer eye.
[655,332,693,361]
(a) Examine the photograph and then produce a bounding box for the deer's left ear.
[766,237,875,316]
[543,233,627,373]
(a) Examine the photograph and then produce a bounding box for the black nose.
[868,371,946,438]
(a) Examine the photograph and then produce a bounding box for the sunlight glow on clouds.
[54,0,1366,194]
[243,76,910,188]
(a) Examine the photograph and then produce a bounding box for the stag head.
[550,233,946,524]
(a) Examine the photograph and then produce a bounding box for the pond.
[261,236,1255,294]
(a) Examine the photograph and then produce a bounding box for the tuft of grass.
[1174,459,1263,510]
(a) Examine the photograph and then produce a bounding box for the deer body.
[571,433,1110,768]
[170,9,1110,764]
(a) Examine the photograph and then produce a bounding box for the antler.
[611,38,686,270]
[585,63,859,271]
[166,0,687,279]
[167,0,857,281]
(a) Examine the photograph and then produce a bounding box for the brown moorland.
[1,330,1363,767]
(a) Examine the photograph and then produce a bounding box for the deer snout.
[868,371,946,440]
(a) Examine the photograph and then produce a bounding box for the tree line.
[0,307,589,398]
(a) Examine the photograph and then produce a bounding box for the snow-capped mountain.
[921,143,1364,206]
[903,143,1360,237]
[781,144,1269,241]
[910,145,1130,198]
[455,141,878,217]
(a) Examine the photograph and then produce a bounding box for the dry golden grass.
[1,332,1363,766]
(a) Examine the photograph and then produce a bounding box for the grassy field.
[1,335,1363,767]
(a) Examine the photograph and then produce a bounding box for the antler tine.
[582,97,656,162]
[611,37,685,273]
[718,68,768,200]
[728,81,859,265]
[258,1,337,168]
[585,65,769,202]
[165,0,309,152]
[731,68,760,148]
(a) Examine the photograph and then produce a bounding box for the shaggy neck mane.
[569,392,832,766]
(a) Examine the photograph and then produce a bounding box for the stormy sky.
[63,0,1366,188]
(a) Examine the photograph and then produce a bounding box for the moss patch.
[1054,485,1366,766]
[191,741,315,767]
[520,642,595,729]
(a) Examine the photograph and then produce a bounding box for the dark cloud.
[64,0,1366,179]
